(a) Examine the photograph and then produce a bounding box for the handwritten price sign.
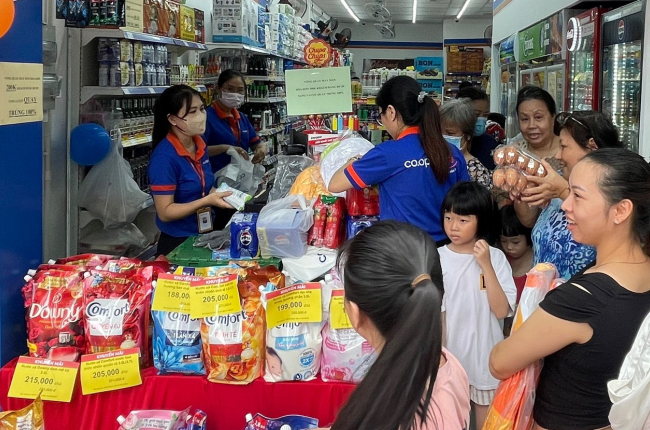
[80,348,141,395]
[8,356,79,402]
[330,290,353,330]
[151,273,199,313]
[266,283,322,329]
[189,275,241,319]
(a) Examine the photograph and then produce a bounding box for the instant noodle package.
[82,267,153,365]
[201,267,284,384]
[491,145,548,198]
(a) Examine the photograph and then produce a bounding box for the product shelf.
[245,75,286,82]
[81,29,207,50]
[246,97,286,104]
[204,42,309,65]
[80,85,207,103]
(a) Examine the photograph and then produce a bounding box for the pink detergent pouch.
[117,408,190,430]
[244,413,319,430]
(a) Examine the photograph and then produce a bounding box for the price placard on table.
[189,275,242,319]
[151,273,199,313]
[330,290,353,330]
[79,348,142,395]
[266,283,322,329]
[8,356,79,402]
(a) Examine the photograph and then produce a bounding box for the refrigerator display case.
[601,1,644,152]
[520,64,565,113]
[566,8,607,111]
[499,35,518,138]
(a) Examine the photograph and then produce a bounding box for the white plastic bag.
[320,137,374,191]
[282,247,338,282]
[608,311,650,430]
[268,155,314,202]
[257,194,314,258]
[215,147,265,195]
[78,143,149,228]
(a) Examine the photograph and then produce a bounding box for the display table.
[0,359,355,430]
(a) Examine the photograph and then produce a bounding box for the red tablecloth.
[0,358,355,430]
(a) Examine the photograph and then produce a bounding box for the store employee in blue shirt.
[149,85,233,256]
[329,76,470,244]
[203,69,266,173]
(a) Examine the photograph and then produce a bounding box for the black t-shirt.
[534,273,650,430]
[469,133,500,171]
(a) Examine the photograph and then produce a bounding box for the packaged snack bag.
[23,270,85,362]
[308,197,327,248]
[202,267,283,384]
[83,267,153,365]
[323,195,346,249]
[56,253,113,268]
[244,413,318,430]
[0,395,44,430]
[346,187,379,217]
[164,0,180,38]
[231,213,260,259]
[152,276,205,375]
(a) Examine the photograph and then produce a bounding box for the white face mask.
[443,135,463,149]
[220,91,245,109]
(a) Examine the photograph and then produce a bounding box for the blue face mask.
[474,117,487,136]
[443,135,462,149]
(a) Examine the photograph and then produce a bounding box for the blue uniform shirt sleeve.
[344,145,395,189]
[149,153,178,196]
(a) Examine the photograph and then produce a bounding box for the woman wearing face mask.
[456,87,500,170]
[203,69,266,173]
[328,76,470,245]
[148,85,233,256]
[512,110,622,280]
[440,98,492,190]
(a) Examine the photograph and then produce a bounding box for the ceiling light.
[456,0,472,19]
[340,0,360,22]
[412,0,417,23]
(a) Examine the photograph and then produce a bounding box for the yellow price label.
[330,290,353,330]
[79,348,142,395]
[266,283,322,329]
[189,275,242,319]
[151,273,199,313]
[8,357,79,403]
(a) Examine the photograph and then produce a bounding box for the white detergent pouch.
[608,311,650,430]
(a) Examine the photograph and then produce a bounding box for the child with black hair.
[439,182,517,429]
[499,205,533,303]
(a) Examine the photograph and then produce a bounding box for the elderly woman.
[440,98,492,190]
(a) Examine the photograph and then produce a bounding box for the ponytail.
[376,76,451,183]
[333,221,445,430]
[152,85,201,148]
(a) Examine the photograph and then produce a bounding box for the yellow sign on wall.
[0,62,43,126]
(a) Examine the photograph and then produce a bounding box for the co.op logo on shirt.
[404,158,431,168]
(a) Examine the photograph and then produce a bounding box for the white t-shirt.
[440,245,517,390]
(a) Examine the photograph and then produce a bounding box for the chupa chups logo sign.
[618,19,625,41]
[304,39,332,67]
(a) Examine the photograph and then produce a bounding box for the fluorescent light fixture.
[456,0,472,19]
[340,0,360,22]
[412,0,417,23]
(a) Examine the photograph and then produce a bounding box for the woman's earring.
[615,219,620,225]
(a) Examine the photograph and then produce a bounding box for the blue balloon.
[70,123,112,166]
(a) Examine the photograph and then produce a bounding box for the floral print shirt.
[532,198,596,279]
[467,158,493,191]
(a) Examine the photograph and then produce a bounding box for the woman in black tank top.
[488,149,650,430]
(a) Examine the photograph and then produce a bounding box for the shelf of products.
[246,75,286,82]
[82,29,208,50]
[81,85,207,103]
[247,97,286,104]
[204,42,309,65]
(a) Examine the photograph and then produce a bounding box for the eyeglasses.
[376,109,384,127]
[554,112,590,136]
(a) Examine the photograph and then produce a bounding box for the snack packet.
[117,408,189,430]
[152,276,205,375]
[217,183,252,211]
[244,413,318,430]
[83,267,153,365]
[23,269,85,362]
[202,267,284,384]
[56,253,113,268]
[0,395,44,430]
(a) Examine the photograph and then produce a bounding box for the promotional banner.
[415,57,443,99]
[499,35,516,65]
[518,12,564,62]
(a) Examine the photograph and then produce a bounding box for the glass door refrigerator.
[601,0,644,153]
[566,8,607,111]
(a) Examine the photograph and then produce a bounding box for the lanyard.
[186,156,206,198]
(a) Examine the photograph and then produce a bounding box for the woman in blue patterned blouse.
[512,110,623,279]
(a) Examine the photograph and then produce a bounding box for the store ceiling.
[311,0,494,23]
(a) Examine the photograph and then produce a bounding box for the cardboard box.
[212,0,259,45]
[194,9,204,43]
[180,5,195,41]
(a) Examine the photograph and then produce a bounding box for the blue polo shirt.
[344,127,470,242]
[203,101,260,173]
[149,133,215,237]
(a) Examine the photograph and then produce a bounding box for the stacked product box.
[295,25,311,60]
[257,4,268,49]
[212,0,260,46]
[269,12,293,57]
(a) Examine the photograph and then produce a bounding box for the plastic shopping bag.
[257,194,314,258]
[289,165,330,201]
[320,135,374,191]
[78,143,150,228]
[483,263,558,430]
[215,147,265,195]
[268,155,314,202]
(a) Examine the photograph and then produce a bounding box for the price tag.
[189,275,241,319]
[266,283,322,329]
[8,357,79,402]
[152,273,198,313]
[148,87,156,94]
[79,348,142,395]
[330,290,353,330]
